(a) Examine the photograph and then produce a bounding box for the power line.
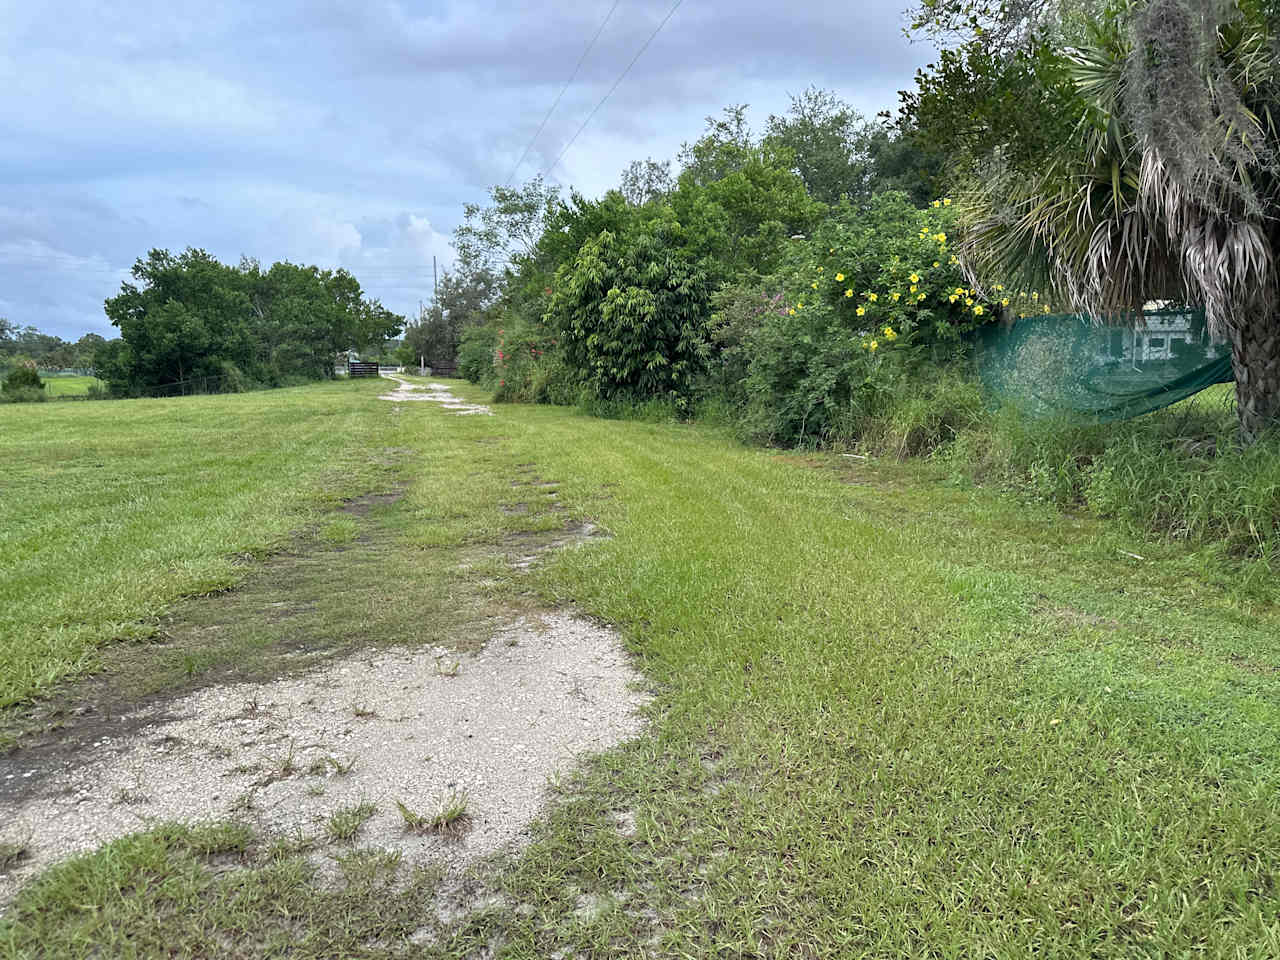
[505,0,623,185]
[545,0,683,178]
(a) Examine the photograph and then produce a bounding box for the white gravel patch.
[0,612,649,907]
[378,374,492,414]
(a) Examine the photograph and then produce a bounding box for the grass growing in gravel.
[325,801,379,842]
[4,376,1280,956]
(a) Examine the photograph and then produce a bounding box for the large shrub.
[491,322,579,404]
[734,192,1008,446]
[2,363,44,394]
[545,217,712,407]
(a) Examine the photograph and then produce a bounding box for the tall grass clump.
[938,391,1280,559]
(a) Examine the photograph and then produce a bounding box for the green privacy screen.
[973,307,1234,423]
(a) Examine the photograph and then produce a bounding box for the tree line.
[0,319,105,374]
[94,249,403,395]
[419,0,1278,444]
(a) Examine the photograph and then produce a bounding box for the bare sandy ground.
[0,612,649,906]
[378,374,492,414]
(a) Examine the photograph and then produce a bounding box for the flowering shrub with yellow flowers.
[728,191,1012,445]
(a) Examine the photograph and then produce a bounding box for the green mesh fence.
[973,307,1234,422]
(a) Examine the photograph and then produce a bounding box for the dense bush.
[545,218,712,408]
[0,386,47,404]
[721,192,1008,445]
[2,364,44,394]
[492,322,579,404]
[457,324,500,385]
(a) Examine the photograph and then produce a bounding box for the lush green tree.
[863,121,949,206]
[101,248,401,393]
[672,156,826,284]
[763,87,877,205]
[676,105,760,186]
[453,176,561,279]
[619,158,674,206]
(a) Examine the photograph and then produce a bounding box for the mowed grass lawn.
[38,376,103,397]
[0,379,403,709]
[3,378,1280,956]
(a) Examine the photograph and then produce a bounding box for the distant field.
[40,375,102,397]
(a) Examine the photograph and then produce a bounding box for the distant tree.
[400,267,498,366]
[619,158,674,206]
[676,105,759,186]
[863,119,949,206]
[73,333,107,372]
[763,87,877,205]
[101,248,400,394]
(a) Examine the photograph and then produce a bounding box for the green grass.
[3,377,1280,956]
[0,379,422,710]
[324,801,378,842]
[39,375,103,397]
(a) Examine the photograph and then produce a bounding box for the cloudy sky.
[1,0,936,340]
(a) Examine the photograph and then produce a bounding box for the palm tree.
[959,0,1280,441]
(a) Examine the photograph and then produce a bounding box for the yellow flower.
[1043,304,1051,313]
[788,308,796,316]
[973,305,984,316]
[943,198,952,206]
[1001,297,1010,307]
[949,294,958,303]
[931,200,942,208]
[817,266,824,272]
[933,261,941,268]
[891,292,901,302]
[994,284,1004,292]
[811,281,818,289]
[1031,291,1039,300]
[917,292,926,301]
[870,340,879,352]
[935,233,946,243]
[844,288,853,298]
[856,306,866,316]
[949,255,959,265]
[835,272,845,282]
[965,297,974,307]
[797,302,804,309]
[909,273,920,284]
[829,247,834,253]
[868,292,878,302]
[910,284,918,293]
[883,327,897,341]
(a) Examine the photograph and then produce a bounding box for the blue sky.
[0,1,935,339]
